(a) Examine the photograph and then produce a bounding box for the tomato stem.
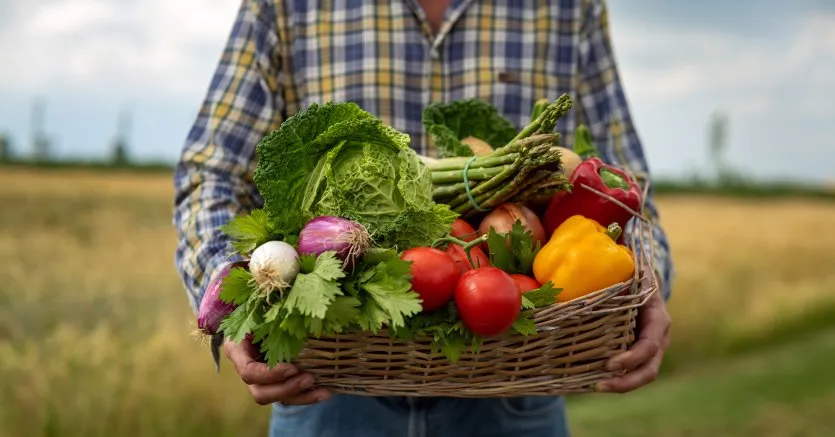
[431,234,489,269]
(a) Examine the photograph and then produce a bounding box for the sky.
[0,0,832,184]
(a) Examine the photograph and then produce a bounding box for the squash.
[556,146,583,178]
[461,136,494,156]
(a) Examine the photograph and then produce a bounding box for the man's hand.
[224,337,332,406]
[596,273,671,394]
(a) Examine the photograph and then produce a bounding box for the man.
[173,0,674,436]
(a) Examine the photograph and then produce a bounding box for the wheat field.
[1,168,834,437]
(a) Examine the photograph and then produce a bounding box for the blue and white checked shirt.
[173,0,674,313]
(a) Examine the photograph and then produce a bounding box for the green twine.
[463,156,488,212]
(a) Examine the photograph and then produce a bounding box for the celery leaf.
[220,209,273,253]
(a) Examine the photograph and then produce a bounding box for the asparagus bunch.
[425,94,574,217]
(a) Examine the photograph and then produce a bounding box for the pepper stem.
[605,223,623,242]
[599,167,630,190]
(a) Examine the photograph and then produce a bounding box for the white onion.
[249,240,301,294]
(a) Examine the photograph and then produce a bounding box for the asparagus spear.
[427,94,576,215]
[441,135,558,210]
[510,93,573,142]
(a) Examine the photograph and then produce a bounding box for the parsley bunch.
[218,248,423,367]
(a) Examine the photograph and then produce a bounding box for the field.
[1,168,834,437]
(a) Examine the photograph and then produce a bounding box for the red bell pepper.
[542,157,643,237]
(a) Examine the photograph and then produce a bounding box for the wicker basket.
[294,181,660,398]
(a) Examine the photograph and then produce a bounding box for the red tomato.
[454,267,521,337]
[450,219,479,242]
[511,274,541,294]
[445,244,490,274]
[401,247,460,312]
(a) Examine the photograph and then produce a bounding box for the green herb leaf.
[323,296,362,333]
[510,221,541,274]
[486,227,512,270]
[438,332,468,363]
[297,253,318,274]
[357,257,422,329]
[219,297,263,343]
[256,321,307,368]
[391,303,483,363]
[485,220,543,275]
[283,252,346,319]
[521,294,536,310]
[344,250,422,332]
[523,281,560,308]
[364,284,422,329]
[307,317,324,337]
[360,247,400,265]
[219,267,255,305]
[263,301,283,323]
[357,299,390,334]
[279,311,309,339]
[511,314,538,336]
[219,209,273,253]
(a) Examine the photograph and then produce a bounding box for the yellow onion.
[478,203,546,247]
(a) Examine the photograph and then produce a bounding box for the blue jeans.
[268,395,570,437]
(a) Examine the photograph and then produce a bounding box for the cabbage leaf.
[422,99,519,158]
[253,101,457,249]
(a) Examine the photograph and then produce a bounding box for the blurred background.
[1,1,833,436]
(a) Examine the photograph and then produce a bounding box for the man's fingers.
[224,338,299,385]
[239,360,300,386]
[607,335,662,372]
[598,350,664,394]
[221,338,330,406]
[607,299,670,372]
[644,307,671,344]
[248,373,332,406]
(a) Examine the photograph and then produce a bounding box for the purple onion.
[297,216,371,269]
[197,260,248,335]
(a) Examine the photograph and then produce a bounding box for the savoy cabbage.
[252,101,458,249]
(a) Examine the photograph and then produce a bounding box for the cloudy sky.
[1,0,832,183]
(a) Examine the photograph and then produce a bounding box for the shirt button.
[430,48,440,60]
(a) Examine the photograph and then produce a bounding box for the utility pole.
[111,107,131,165]
[0,132,11,161]
[30,99,51,162]
[708,111,730,185]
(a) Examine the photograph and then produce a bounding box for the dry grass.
[657,196,835,364]
[1,168,834,437]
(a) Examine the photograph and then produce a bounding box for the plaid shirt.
[174,0,674,315]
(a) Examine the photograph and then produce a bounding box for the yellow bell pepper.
[532,215,635,302]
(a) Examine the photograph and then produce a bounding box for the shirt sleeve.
[574,0,675,301]
[173,0,284,315]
